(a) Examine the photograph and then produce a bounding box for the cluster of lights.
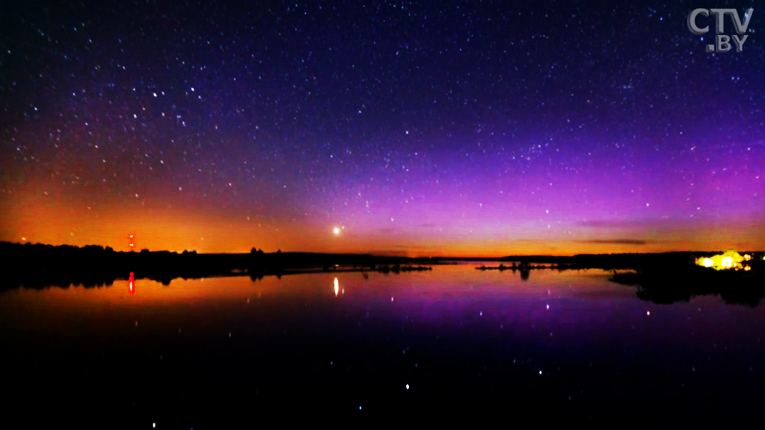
[698,251,753,271]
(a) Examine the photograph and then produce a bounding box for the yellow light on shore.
[696,251,746,270]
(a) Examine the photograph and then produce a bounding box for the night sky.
[1,1,763,256]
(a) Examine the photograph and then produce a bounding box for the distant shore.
[1,242,763,304]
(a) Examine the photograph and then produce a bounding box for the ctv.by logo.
[687,8,753,52]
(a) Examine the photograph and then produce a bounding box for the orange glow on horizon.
[2,190,765,257]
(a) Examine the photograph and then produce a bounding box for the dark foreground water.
[1,264,763,427]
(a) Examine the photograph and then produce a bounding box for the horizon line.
[3,241,762,259]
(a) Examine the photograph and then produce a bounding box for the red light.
[129,272,135,294]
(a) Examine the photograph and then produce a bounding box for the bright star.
[333,227,341,235]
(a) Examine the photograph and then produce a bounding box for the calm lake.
[1,263,763,426]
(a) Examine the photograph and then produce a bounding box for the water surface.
[1,264,762,426]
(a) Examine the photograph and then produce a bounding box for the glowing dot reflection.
[334,277,339,296]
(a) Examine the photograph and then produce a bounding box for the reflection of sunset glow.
[129,272,135,294]
[334,277,339,296]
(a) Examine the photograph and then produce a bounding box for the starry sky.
[1,1,763,257]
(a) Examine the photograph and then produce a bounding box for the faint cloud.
[516,237,646,245]
[378,223,440,233]
[577,219,651,228]
[417,223,439,228]
[391,244,434,250]
[577,218,702,229]
[575,239,648,245]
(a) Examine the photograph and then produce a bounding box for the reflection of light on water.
[334,277,339,296]
[129,271,135,294]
